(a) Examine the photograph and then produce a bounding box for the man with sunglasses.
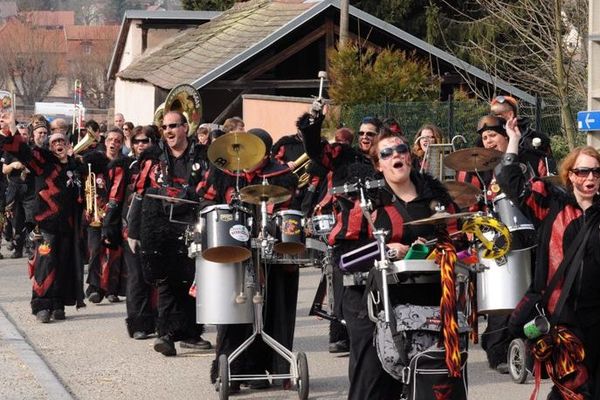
[128,111,210,356]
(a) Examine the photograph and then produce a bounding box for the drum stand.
[216,195,309,400]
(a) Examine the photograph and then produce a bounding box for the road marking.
[0,306,74,400]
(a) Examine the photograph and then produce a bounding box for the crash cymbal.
[145,193,200,205]
[443,181,481,209]
[539,175,562,185]
[404,211,476,226]
[239,184,291,205]
[208,131,266,171]
[444,148,503,172]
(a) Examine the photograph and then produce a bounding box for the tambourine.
[461,215,511,259]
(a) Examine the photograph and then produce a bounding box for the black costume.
[104,153,158,337]
[129,141,205,346]
[498,156,600,399]
[1,133,86,316]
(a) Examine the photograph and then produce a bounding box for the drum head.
[202,246,251,263]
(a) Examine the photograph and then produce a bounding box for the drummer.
[304,108,460,398]
[197,128,300,391]
[455,114,548,374]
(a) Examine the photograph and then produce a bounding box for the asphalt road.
[0,251,551,400]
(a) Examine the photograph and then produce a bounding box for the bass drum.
[477,247,532,315]
[195,256,253,324]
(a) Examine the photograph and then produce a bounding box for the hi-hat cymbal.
[404,211,476,226]
[443,181,481,209]
[239,184,291,205]
[444,148,502,172]
[145,193,200,205]
[207,131,266,171]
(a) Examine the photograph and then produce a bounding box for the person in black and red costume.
[497,118,598,400]
[305,112,459,399]
[85,127,126,305]
[0,114,87,323]
[127,111,210,356]
[198,127,299,392]
[103,125,159,340]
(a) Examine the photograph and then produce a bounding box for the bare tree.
[68,29,116,108]
[0,20,64,105]
[440,0,587,148]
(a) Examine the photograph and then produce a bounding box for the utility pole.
[339,0,349,48]
[588,0,600,147]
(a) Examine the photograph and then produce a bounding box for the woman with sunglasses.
[102,125,159,340]
[497,119,600,400]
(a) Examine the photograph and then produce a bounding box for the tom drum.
[200,204,251,263]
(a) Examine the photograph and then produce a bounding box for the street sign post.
[577,111,600,131]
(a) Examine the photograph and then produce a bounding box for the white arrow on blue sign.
[577,111,600,131]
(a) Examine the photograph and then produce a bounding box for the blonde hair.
[411,124,443,159]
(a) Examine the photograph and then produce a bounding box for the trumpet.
[291,153,311,188]
[85,163,103,227]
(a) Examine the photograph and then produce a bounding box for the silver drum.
[476,248,532,315]
[493,193,534,232]
[195,256,253,324]
[200,204,251,263]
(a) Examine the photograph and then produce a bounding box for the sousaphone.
[155,84,202,136]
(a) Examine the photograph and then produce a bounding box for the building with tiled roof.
[111,0,534,130]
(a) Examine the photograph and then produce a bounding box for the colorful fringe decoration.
[530,325,588,400]
[435,239,462,378]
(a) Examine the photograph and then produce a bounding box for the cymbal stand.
[473,166,491,212]
[225,194,300,389]
[357,179,392,324]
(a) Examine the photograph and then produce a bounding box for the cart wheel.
[508,338,528,384]
[296,352,309,400]
[218,354,230,400]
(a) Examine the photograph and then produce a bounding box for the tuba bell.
[157,84,202,136]
[72,128,97,154]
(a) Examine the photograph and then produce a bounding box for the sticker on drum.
[220,213,233,222]
[229,225,250,242]
[283,219,301,236]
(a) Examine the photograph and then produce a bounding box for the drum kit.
[149,130,312,399]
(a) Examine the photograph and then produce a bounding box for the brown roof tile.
[117,0,314,89]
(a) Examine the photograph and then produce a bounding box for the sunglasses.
[570,167,600,178]
[161,122,184,130]
[379,143,409,160]
[358,130,377,138]
[132,138,150,144]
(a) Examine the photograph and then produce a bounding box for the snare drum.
[476,248,532,315]
[273,210,305,255]
[311,214,335,236]
[200,204,251,263]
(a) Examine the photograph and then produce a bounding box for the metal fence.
[339,98,569,149]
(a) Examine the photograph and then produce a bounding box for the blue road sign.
[577,111,600,131]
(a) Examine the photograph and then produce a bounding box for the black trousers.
[481,314,511,368]
[31,229,84,314]
[123,239,156,337]
[155,253,203,342]
[581,321,600,400]
[86,227,125,297]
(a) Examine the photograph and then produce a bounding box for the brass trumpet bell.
[73,129,97,154]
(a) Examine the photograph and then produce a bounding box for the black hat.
[247,128,272,155]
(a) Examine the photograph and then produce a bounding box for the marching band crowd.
[0,93,600,400]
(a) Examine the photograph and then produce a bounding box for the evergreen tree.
[180,0,234,11]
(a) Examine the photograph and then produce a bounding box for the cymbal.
[145,193,200,205]
[207,131,266,171]
[404,211,476,226]
[444,148,502,172]
[443,181,481,209]
[239,184,291,205]
[540,175,562,185]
